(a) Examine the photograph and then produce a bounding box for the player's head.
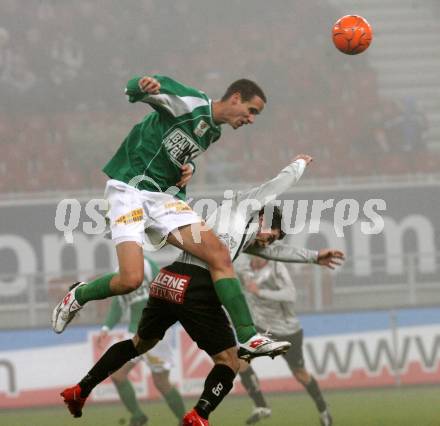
[253,204,286,248]
[216,79,266,129]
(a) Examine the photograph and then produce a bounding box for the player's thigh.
[137,298,178,342]
[105,179,146,246]
[178,303,236,357]
[168,224,231,269]
[142,191,201,245]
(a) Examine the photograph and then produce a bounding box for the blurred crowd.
[0,0,437,195]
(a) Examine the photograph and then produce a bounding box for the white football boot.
[238,333,291,360]
[52,282,85,333]
[320,409,333,426]
[246,407,272,424]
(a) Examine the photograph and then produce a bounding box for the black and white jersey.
[178,159,318,267]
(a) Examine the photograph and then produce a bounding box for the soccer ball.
[332,15,373,55]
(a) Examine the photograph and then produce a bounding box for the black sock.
[304,376,327,413]
[239,366,267,408]
[79,339,139,398]
[195,364,236,419]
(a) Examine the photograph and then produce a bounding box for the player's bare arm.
[317,249,345,269]
[138,76,161,94]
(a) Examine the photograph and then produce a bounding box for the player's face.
[229,94,265,129]
[253,227,281,248]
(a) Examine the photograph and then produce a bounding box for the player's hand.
[317,248,345,269]
[176,163,194,188]
[245,281,260,295]
[138,76,161,94]
[97,330,109,349]
[293,154,313,165]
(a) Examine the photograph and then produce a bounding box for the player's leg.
[157,261,291,360]
[176,288,239,425]
[292,367,332,426]
[168,225,255,343]
[183,347,239,426]
[60,336,155,418]
[61,298,177,418]
[111,361,148,426]
[146,328,186,421]
[283,330,332,426]
[52,180,147,333]
[151,370,185,421]
[168,225,257,345]
[52,242,145,333]
[238,359,271,424]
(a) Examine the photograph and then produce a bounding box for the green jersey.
[103,75,222,200]
[102,256,160,334]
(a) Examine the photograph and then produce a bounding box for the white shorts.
[104,179,201,247]
[131,327,175,373]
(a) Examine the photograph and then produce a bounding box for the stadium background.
[0,0,439,425]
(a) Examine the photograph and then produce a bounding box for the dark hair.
[259,205,286,240]
[221,79,267,103]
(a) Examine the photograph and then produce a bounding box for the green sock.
[114,379,145,419]
[163,387,186,420]
[214,277,256,343]
[75,273,117,305]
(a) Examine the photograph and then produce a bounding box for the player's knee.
[111,371,127,384]
[293,368,309,384]
[133,335,158,354]
[213,349,240,374]
[206,243,233,271]
[152,372,172,394]
[223,357,240,374]
[119,271,144,292]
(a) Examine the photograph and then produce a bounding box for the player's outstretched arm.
[125,74,208,117]
[236,154,313,208]
[245,245,345,270]
[244,243,319,264]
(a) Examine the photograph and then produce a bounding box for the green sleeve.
[103,297,123,330]
[125,74,204,104]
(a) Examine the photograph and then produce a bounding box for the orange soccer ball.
[332,15,373,55]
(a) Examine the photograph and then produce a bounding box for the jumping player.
[52,74,288,357]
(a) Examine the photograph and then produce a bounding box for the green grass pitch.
[2,386,438,426]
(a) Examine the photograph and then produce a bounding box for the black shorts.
[137,262,236,356]
[257,327,305,370]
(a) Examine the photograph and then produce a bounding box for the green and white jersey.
[102,256,160,334]
[103,75,222,200]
